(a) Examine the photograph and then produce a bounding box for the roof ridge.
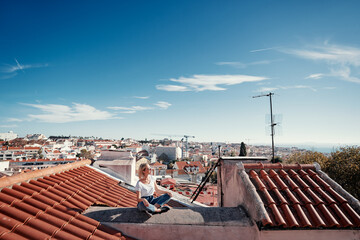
[243,163,315,170]
[0,159,92,189]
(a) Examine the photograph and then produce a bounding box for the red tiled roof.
[244,163,360,228]
[24,147,41,150]
[150,162,167,167]
[10,158,79,163]
[160,178,176,185]
[7,147,22,150]
[175,161,206,173]
[0,160,137,239]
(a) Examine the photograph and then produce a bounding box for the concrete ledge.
[84,207,253,226]
[84,207,258,240]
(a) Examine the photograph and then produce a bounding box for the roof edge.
[238,166,272,225]
[317,169,360,213]
[0,159,92,188]
[243,163,315,170]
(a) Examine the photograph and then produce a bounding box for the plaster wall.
[112,223,259,240]
[218,158,268,222]
[218,160,244,207]
[260,229,360,240]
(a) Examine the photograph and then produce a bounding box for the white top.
[135,175,156,197]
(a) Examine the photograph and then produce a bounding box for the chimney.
[217,157,269,222]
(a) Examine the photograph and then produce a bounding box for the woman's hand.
[142,198,149,207]
[154,181,173,197]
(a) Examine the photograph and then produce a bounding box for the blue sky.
[1,0,360,147]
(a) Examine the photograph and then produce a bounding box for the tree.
[285,147,360,200]
[79,149,94,160]
[285,151,328,167]
[239,142,247,156]
[210,171,217,184]
[273,156,282,163]
[9,138,27,147]
[323,146,360,200]
[37,149,44,159]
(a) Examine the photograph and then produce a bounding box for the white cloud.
[119,111,137,114]
[23,103,118,123]
[283,44,360,66]
[256,87,279,92]
[324,87,336,90]
[133,96,149,99]
[0,124,17,128]
[6,118,23,122]
[250,47,278,53]
[154,101,171,110]
[0,59,49,79]
[282,43,360,84]
[305,73,325,80]
[281,85,317,92]
[107,106,153,111]
[330,66,360,83]
[156,85,191,92]
[0,73,17,79]
[216,60,280,69]
[157,74,268,92]
[256,85,317,92]
[108,101,172,113]
[0,59,48,76]
[216,62,247,68]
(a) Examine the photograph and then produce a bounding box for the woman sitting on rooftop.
[135,163,172,216]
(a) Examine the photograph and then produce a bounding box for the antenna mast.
[253,92,276,162]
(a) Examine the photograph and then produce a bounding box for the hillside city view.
[0,130,351,204]
[1,1,359,240]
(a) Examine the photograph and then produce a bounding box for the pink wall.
[260,229,360,240]
[110,223,259,240]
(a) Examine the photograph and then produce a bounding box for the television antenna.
[265,114,282,136]
[253,92,277,161]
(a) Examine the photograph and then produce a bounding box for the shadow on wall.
[83,206,253,226]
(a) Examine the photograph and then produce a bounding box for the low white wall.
[0,161,9,171]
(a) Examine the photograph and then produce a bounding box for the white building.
[25,134,47,140]
[155,146,182,161]
[94,150,137,185]
[0,131,18,141]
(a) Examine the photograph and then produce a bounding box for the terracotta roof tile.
[0,161,140,239]
[244,163,360,229]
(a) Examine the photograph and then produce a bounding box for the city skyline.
[1,1,360,148]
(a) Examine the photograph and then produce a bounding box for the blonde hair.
[138,163,150,179]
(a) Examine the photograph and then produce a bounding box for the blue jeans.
[137,194,171,213]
